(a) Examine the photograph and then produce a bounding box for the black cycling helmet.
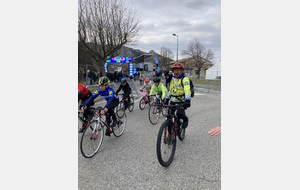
[98,77,110,86]
[153,77,161,83]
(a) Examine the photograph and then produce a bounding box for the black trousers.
[170,101,188,122]
[106,99,119,122]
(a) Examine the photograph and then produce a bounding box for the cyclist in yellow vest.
[164,62,191,129]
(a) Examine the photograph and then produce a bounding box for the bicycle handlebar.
[163,103,184,109]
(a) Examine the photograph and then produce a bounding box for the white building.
[205,61,221,79]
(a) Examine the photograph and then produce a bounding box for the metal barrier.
[115,79,141,98]
[193,79,221,93]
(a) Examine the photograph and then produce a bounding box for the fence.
[193,79,221,93]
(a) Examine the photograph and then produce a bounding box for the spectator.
[164,71,168,79]
[118,71,123,82]
[114,71,117,82]
[156,71,161,77]
[94,72,98,83]
[87,70,96,85]
[110,71,115,82]
[165,71,173,91]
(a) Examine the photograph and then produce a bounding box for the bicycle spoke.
[80,120,104,158]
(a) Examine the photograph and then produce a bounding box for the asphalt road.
[78,90,221,190]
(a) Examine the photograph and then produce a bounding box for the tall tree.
[78,0,143,76]
[181,38,214,79]
[160,46,174,71]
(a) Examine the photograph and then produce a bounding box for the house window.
[184,70,191,76]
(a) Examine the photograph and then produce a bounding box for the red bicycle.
[156,95,186,167]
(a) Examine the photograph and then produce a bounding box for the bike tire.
[161,104,168,117]
[116,101,125,118]
[156,120,176,167]
[128,97,134,112]
[139,98,146,110]
[80,120,104,158]
[113,112,127,137]
[148,102,159,125]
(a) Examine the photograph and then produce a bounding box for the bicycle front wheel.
[162,105,168,117]
[128,97,134,112]
[113,112,127,137]
[139,98,146,110]
[80,120,104,158]
[149,102,160,125]
[156,120,176,167]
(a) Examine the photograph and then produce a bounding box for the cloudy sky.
[125,0,221,63]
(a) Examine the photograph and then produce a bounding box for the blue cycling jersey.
[84,86,119,108]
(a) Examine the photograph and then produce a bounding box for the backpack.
[181,77,195,97]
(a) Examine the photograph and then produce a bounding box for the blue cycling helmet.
[121,78,126,83]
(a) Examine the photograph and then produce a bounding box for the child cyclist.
[115,78,132,110]
[139,78,153,103]
[148,77,168,104]
[78,83,94,133]
[80,77,119,137]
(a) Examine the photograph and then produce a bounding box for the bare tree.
[159,46,174,71]
[78,0,143,76]
[181,38,214,79]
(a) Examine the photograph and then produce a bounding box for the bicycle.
[156,95,186,167]
[116,93,134,117]
[148,95,168,125]
[139,90,152,110]
[80,106,127,158]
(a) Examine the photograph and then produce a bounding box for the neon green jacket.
[149,83,167,99]
[167,74,191,102]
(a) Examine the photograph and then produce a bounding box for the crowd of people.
[79,62,220,136]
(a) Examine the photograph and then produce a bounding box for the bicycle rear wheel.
[156,120,176,167]
[128,97,134,112]
[148,102,160,125]
[80,120,104,158]
[139,98,146,110]
[113,112,127,137]
[116,101,125,118]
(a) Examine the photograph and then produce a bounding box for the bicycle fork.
[90,118,102,140]
[164,119,175,143]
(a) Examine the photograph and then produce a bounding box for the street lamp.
[172,34,178,62]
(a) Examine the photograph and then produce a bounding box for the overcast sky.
[125,0,221,64]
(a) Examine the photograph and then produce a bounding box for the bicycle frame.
[141,91,151,104]
[163,95,185,140]
[89,108,113,140]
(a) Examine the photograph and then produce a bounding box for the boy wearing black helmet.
[149,77,167,102]
[115,78,132,110]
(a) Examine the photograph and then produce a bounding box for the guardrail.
[193,79,221,93]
